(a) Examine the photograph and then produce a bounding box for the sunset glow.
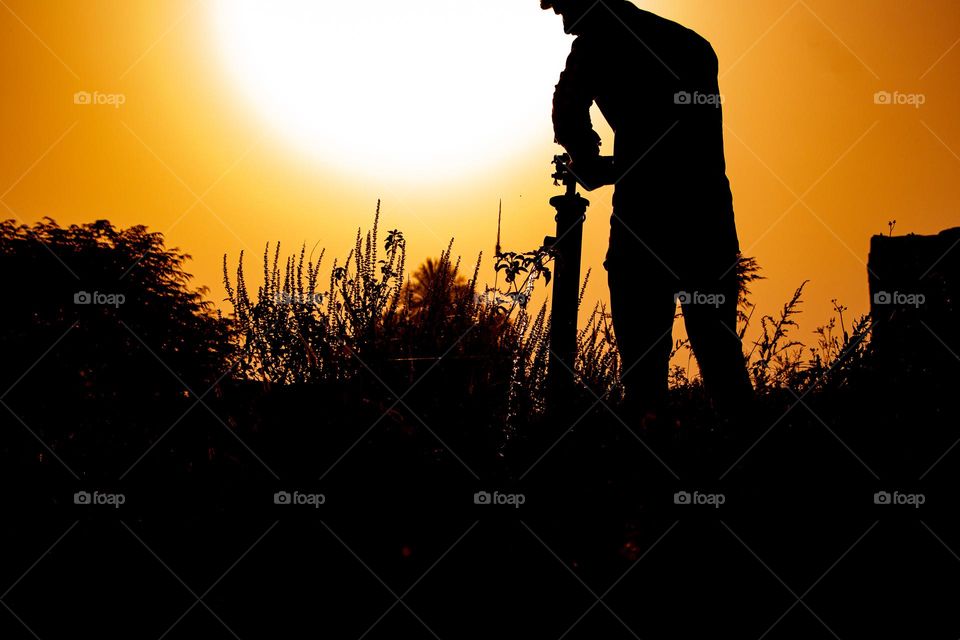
[213,0,570,181]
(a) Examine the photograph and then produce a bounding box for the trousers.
[603,208,754,417]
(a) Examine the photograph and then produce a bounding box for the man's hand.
[568,155,615,191]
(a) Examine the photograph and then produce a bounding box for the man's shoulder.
[573,2,718,68]
[619,3,714,52]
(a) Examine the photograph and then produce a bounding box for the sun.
[212,1,571,183]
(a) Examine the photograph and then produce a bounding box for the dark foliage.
[0,218,231,480]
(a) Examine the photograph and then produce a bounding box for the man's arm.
[553,37,600,163]
[552,38,612,190]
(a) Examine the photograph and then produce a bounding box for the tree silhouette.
[0,218,231,478]
[404,255,471,311]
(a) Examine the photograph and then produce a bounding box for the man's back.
[554,1,730,214]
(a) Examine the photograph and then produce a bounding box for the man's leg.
[604,247,677,421]
[680,266,754,420]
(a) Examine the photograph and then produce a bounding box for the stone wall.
[867,227,959,379]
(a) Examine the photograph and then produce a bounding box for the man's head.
[541,0,599,35]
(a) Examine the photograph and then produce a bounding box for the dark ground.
[3,358,959,639]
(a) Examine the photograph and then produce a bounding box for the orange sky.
[2,0,959,364]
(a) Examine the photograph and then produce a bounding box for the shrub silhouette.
[223,204,529,460]
[0,218,231,478]
[225,204,500,381]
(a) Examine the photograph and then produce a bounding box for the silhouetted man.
[543,0,754,423]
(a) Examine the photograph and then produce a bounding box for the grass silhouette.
[1,210,955,505]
